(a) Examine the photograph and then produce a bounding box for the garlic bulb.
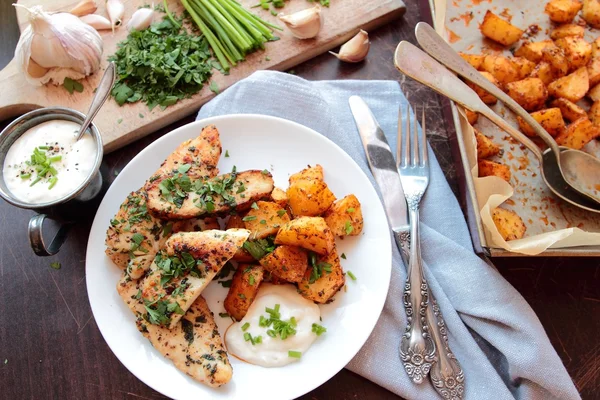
[69,0,97,17]
[80,14,112,30]
[330,30,370,63]
[279,5,323,39]
[127,7,155,32]
[14,5,103,86]
[106,0,125,32]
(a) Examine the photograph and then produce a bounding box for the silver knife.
[348,95,411,263]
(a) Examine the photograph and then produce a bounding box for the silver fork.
[397,105,436,384]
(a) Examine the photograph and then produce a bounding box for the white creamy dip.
[2,120,96,204]
[225,284,322,367]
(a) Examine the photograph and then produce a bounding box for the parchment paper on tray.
[433,0,600,255]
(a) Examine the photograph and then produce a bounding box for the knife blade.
[349,95,410,262]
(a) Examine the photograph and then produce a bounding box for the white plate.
[86,114,392,400]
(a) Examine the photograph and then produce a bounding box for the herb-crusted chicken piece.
[117,276,232,387]
[140,229,250,329]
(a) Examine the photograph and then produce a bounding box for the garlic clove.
[127,7,155,32]
[279,5,323,39]
[329,30,370,63]
[69,0,98,17]
[80,14,112,30]
[26,58,48,78]
[106,0,125,32]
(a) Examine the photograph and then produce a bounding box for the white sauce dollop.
[225,284,322,367]
[3,120,96,204]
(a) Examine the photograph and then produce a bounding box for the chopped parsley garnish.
[347,207,355,213]
[288,350,301,358]
[209,81,219,94]
[218,279,233,288]
[154,250,202,286]
[63,77,84,94]
[311,323,327,336]
[341,253,347,259]
[143,298,183,326]
[347,271,357,281]
[242,215,257,222]
[261,169,269,175]
[50,262,61,270]
[251,202,259,210]
[248,274,255,285]
[130,233,145,251]
[344,220,354,235]
[225,150,230,158]
[260,219,266,225]
[308,252,332,284]
[243,237,276,260]
[219,312,230,318]
[277,209,286,217]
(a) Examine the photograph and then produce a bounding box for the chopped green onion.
[48,155,62,162]
[341,253,347,259]
[347,207,355,213]
[20,173,31,179]
[347,271,357,281]
[344,221,354,235]
[312,323,327,336]
[260,219,266,224]
[243,332,251,341]
[48,176,58,189]
[219,312,230,318]
[288,350,301,358]
[242,215,257,222]
[251,202,259,210]
[242,322,250,331]
[277,209,286,217]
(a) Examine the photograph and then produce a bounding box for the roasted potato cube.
[583,0,600,28]
[515,40,555,63]
[545,0,583,23]
[287,178,336,217]
[516,108,566,137]
[541,47,568,78]
[555,37,592,70]
[588,83,600,101]
[224,264,264,321]
[549,98,587,121]
[270,187,288,207]
[588,58,600,87]
[459,53,485,69]
[323,194,363,236]
[478,160,511,182]
[243,201,290,239]
[481,55,520,85]
[550,24,585,40]
[529,62,555,85]
[593,37,600,58]
[298,247,345,304]
[480,10,523,46]
[289,165,324,183]
[492,208,526,241]
[510,57,536,79]
[259,245,308,283]
[556,117,600,149]
[505,78,548,111]
[548,67,589,102]
[475,130,500,159]
[275,216,335,255]
[467,71,501,104]
[590,100,600,126]
[465,109,479,125]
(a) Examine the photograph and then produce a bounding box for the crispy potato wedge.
[515,40,555,63]
[465,109,479,125]
[541,47,568,78]
[550,24,585,40]
[555,117,600,149]
[583,0,600,28]
[459,53,485,69]
[545,0,583,23]
[224,264,265,321]
[478,160,511,182]
[492,207,526,241]
[590,100,600,126]
[467,71,501,104]
[549,98,587,121]
[259,245,308,283]
[548,67,589,102]
[480,10,523,46]
[298,247,345,304]
[555,37,592,70]
[323,194,364,236]
[510,57,536,79]
[505,78,548,111]
[588,83,600,101]
[275,216,335,255]
[516,108,566,137]
[270,187,288,207]
[475,130,501,159]
[481,55,520,85]
[529,62,555,85]
[243,201,290,239]
[287,178,336,217]
[289,165,324,183]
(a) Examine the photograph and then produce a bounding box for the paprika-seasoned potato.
[588,58,600,87]
[583,0,600,28]
[529,62,555,85]
[259,245,308,283]
[475,130,500,159]
[478,160,511,182]
[224,264,265,321]
[548,67,589,102]
[515,40,555,63]
[510,57,536,79]
[323,194,364,237]
[465,109,479,125]
[270,187,288,207]
[298,247,345,304]
[480,10,523,46]
[555,37,592,70]
[481,55,520,85]
[289,165,324,183]
[549,98,587,121]
[545,0,583,23]
[589,100,600,126]
[541,47,568,78]
[459,53,485,69]
[243,201,290,239]
[492,207,526,241]
[593,37,600,58]
[467,71,501,104]
[505,78,548,111]
[550,24,585,40]
[588,83,600,101]
[275,216,335,255]
[516,108,566,137]
[287,178,336,217]
[555,117,600,149]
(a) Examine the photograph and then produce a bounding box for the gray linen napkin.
[197,70,580,400]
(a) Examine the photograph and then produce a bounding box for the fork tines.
[397,105,428,169]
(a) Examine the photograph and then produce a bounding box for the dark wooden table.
[0,1,598,399]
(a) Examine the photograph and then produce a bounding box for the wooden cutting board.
[0,0,405,152]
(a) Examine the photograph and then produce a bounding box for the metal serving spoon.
[394,40,600,213]
[414,22,600,206]
[76,62,116,141]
